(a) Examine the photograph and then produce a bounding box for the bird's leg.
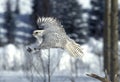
[27,45,41,53]
[33,44,42,51]
[27,47,33,53]
[34,47,41,51]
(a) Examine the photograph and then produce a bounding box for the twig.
[86,73,111,82]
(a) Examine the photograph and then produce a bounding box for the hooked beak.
[32,32,37,37]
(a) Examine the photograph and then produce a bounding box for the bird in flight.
[33,17,84,57]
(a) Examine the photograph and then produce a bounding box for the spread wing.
[37,17,63,29]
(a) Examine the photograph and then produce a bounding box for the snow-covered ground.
[0,0,120,82]
[0,37,105,82]
[0,71,100,82]
[0,71,29,82]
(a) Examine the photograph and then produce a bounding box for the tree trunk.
[32,0,50,25]
[43,0,50,16]
[110,0,119,82]
[103,0,111,75]
[48,49,51,82]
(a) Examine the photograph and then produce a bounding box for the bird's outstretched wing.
[65,38,84,57]
[37,17,63,29]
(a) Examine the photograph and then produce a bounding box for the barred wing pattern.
[33,17,84,57]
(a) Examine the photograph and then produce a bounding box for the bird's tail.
[65,39,84,57]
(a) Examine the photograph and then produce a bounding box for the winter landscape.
[0,0,120,82]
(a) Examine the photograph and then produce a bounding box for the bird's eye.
[35,32,39,34]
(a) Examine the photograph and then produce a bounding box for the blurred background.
[0,0,120,82]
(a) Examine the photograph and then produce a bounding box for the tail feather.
[65,40,84,57]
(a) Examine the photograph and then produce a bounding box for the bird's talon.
[27,47,32,52]
[34,48,41,51]
[34,48,37,50]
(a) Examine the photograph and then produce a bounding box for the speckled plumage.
[33,17,84,57]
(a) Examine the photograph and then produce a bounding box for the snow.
[77,0,91,9]
[0,71,29,82]
[0,0,7,13]
[19,0,33,14]
[0,71,101,82]
[0,44,25,70]
[82,13,89,21]
[0,37,105,82]
[0,0,33,14]
[59,52,71,70]
[0,0,119,81]
[119,0,120,8]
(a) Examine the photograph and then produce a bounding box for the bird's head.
[33,30,44,38]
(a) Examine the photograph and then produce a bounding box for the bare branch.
[86,73,111,82]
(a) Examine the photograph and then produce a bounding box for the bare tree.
[47,49,63,82]
[87,73,110,82]
[26,46,63,82]
[110,0,119,82]
[103,0,119,81]
[33,0,50,19]
[48,49,51,82]
[103,0,111,74]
